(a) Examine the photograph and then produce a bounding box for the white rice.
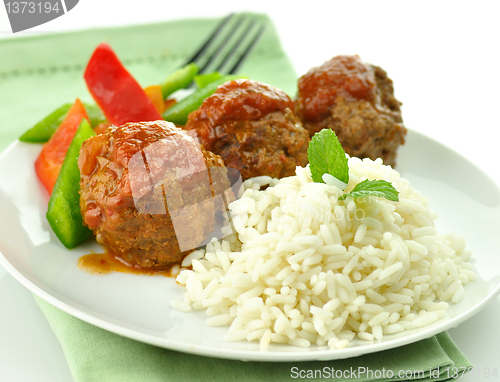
[172,157,476,350]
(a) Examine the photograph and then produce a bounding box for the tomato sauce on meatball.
[78,120,228,270]
[184,79,310,181]
[295,55,407,167]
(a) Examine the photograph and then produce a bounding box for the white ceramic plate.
[1,129,500,362]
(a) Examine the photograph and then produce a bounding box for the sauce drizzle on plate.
[78,250,175,276]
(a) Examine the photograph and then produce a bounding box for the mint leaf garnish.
[338,179,399,202]
[307,129,399,203]
[307,129,349,184]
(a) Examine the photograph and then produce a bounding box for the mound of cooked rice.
[171,157,476,350]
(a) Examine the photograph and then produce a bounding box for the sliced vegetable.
[20,103,105,143]
[163,74,244,125]
[160,62,199,98]
[84,43,162,126]
[164,98,177,111]
[194,71,223,88]
[35,98,89,195]
[144,85,166,114]
[46,120,95,249]
[84,103,107,128]
[20,103,72,143]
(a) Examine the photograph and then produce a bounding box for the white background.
[1,1,500,380]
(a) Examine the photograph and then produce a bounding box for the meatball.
[295,55,407,167]
[184,79,310,181]
[78,120,229,270]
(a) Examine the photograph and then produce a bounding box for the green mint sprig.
[307,129,349,184]
[308,129,399,202]
[338,179,399,201]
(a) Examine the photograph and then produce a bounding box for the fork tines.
[184,13,267,76]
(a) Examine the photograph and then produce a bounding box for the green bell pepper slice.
[20,103,105,143]
[160,62,199,98]
[46,119,95,249]
[20,103,72,143]
[194,71,223,88]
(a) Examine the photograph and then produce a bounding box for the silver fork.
[181,13,267,78]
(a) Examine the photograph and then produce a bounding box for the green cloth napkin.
[1,13,472,382]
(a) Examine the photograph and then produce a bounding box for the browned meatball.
[295,55,407,167]
[78,120,228,270]
[184,79,310,181]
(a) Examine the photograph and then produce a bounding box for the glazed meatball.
[78,120,229,270]
[295,55,407,167]
[184,79,310,181]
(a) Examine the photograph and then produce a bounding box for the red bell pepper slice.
[35,98,89,195]
[84,43,162,126]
